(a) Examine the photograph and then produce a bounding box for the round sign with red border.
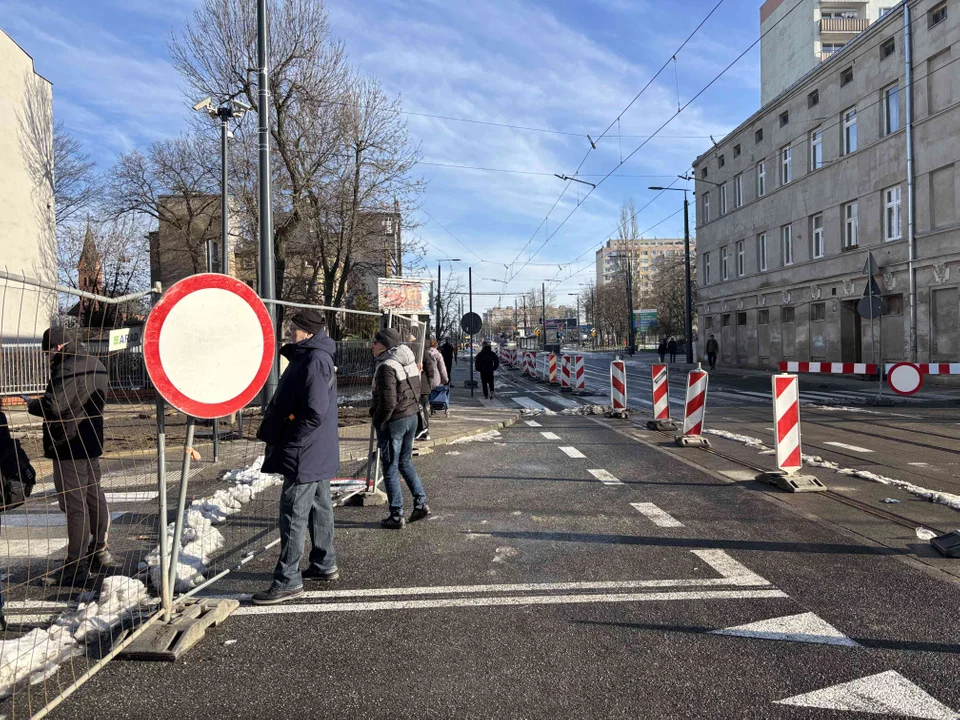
[887,361,923,396]
[144,274,275,418]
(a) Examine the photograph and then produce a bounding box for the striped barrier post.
[756,374,826,492]
[548,354,559,385]
[779,361,878,374]
[573,355,586,393]
[522,351,530,376]
[610,359,627,409]
[646,363,677,431]
[560,355,572,392]
[675,365,710,447]
[529,352,538,379]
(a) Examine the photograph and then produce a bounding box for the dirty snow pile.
[338,392,371,405]
[145,455,284,592]
[520,408,556,417]
[0,576,154,699]
[703,430,960,512]
[451,430,502,445]
[560,405,609,416]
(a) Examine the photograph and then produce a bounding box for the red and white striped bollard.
[675,365,710,447]
[646,363,677,431]
[756,374,826,491]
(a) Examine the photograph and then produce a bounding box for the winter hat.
[375,328,401,350]
[41,327,68,351]
[290,309,326,335]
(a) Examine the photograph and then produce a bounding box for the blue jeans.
[273,477,337,589]
[378,414,427,519]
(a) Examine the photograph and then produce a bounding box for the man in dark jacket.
[474,341,500,399]
[371,328,430,529]
[657,338,667,363]
[253,309,339,605]
[705,334,720,370]
[439,339,455,381]
[27,327,110,585]
[415,337,438,441]
[667,337,678,363]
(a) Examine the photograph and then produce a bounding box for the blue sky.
[1,0,763,312]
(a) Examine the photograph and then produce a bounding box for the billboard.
[377,278,433,314]
[633,309,658,334]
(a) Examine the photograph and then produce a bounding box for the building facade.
[595,238,690,294]
[761,0,893,104]
[694,0,958,369]
[1,28,56,340]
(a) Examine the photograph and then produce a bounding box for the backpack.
[0,439,37,512]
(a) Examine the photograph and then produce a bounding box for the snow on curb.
[337,392,371,405]
[520,408,556,417]
[560,405,609,416]
[0,577,154,699]
[451,430,502,445]
[145,455,283,592]
[703,430,960,511]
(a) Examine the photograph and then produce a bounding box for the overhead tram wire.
[419,207,488,265]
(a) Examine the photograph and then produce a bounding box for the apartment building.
[595,238,691,294]
[694,0,958,369]
[761,0,895,104]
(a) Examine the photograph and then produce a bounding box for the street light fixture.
[554,173,597,189]
[649,184,695,363]
[436,257,460,340]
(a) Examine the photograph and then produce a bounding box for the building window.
[720,184,727,215]
[734,174,743,208]
[781,225,793,266]
[929,2,947,28]
[884,185,902,241]
[702,193,710,223]
[808,89,819,108]
[704,315,713,329]
[758,309,770,324]
[822,43,846,57]
[885,294,904,315]
[733,144,741,158]
[758,233,768,272]
[782,307,796,323]
[843,201,859,248]
[842,108,857,155]
[779,111,789,127]
[757,161,766,197]
[721,246,729,281]
[704,253,711,284]
[755,128,764,143]
[812,214,824,258]
[840,67,854,86]
[722,314,731,327]
[737,240,745,276]
[811,302,826,322]
[737,312,747,326]
[881,37,896,60]
[701,166,708,179]
[879,7,894,17]
[884,84,900,135]
[718,154,725,168]
[780,146,792,185]
[810,128,823,171]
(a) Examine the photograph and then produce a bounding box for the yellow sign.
[535,328,541,336]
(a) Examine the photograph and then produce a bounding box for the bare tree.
[650,254,697,340]
[435,274,465,341]
[54,121,99,229]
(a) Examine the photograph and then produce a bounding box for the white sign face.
[144,275,275,418]
[888,362,922,396]
[108,326,143,352]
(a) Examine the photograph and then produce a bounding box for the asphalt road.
[49,407,960,719]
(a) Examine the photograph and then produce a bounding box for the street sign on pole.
[888,362,923,395]
[861,251,881,277]
[857,277,884,319]
[144,274,275,419]
[460,312,482,336]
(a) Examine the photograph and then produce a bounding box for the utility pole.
[468,267,475,397]
[625,240,636,355]
[220,112,229,276]
[257,0,277,404]
[514,299,518,341]
[683,192,694,363]
[541,282,547,350]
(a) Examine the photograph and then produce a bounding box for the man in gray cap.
[370,327,430,528]
[253,308,340,605]
[27,327,110,585]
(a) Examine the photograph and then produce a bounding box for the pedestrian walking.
[253,309,339,605]
[371,328,431,529]
[657,338,667,363]
[415,337,439,441]
[27,327,111,586]
[705,334,720,371]
[475,340,500,399]
[439,338,455,383]
[667,337,678,363]
[429,339,449,387]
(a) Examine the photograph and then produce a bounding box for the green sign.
[632,309,657,334]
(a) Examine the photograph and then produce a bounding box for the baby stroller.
[429,385,451,417]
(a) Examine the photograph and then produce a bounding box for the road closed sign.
[144,274,275,418]
[887,362,923,396]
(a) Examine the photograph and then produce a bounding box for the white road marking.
[104,491,159,503]
[514,396,548,411]
[232,589,787,615]
[693,549,770,586]
[630,502,683,527]
[524,420,542,427]
[549,396,580,409]
[774,671,958,719]
[588,469,624,486]
[540,432,561,440]
[720,470,757,481]
[559,446,586,459]
[823,441,874,453]
[1,511,127,529]
[713,612,859,647]
[1,538,69,557]
[908,462,929,467]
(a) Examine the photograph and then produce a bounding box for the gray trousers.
[52,457,110,564]
[273,477,337,589]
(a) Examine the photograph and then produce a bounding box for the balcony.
[820,17,870,33]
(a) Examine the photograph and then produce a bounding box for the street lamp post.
[569,293,581,349]
[257,0,277,404]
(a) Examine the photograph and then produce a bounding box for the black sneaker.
[41,562,88,587]
[89,549,114,570]
[302,566,340,582]
[251,585,305,605]
[380,515,406,529]
[409,505,432,523]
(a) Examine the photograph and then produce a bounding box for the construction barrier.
[676,367,710,447]
[779,361,878,374]
[547,353,558,384]
[757,374,826,492]
[560,355,572,391]
[610,359,627,409]
[528,351,538,379]
[651,364,670,421]
[573,355,586,392]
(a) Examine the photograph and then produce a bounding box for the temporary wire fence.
[0,270,427,718]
